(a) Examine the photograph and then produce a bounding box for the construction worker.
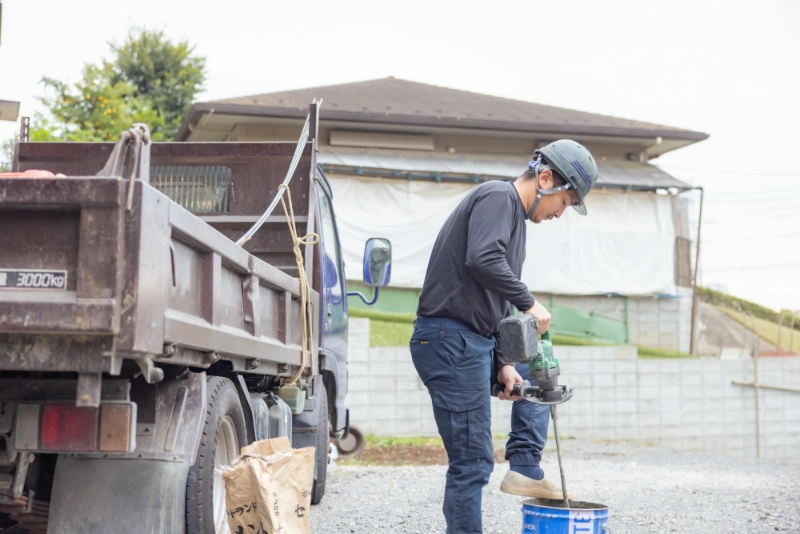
[410,140,599,534]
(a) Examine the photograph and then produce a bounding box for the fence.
[346,319,800,464]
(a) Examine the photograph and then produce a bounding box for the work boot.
[500,470,576,499]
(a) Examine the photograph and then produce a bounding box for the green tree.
[33,63,165,142]
[31,27,205,142]
[110,28,206,140]
[0,135,17,172]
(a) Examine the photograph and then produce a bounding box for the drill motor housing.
[495,314,572,404]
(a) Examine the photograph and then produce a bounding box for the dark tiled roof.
[200,77,707,141]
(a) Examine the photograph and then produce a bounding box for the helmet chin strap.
[525,157,571,221]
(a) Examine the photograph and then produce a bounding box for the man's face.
[531,172,579,224]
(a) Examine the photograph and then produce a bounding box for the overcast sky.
[1,0,798,311]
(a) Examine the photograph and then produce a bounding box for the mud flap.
[48,457,189,534]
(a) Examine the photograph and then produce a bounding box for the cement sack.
[222,437,315,534]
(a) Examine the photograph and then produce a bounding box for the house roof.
[318,147,692,191]
[177,77,709,143]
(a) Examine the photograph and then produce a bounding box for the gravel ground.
[310,439,800,533]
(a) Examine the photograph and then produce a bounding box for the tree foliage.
[33,65,164,142]
[31,27,205,143]
[0,135,17,172]
[110,28,206,140]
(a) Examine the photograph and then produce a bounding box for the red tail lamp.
[15,402,134,453]
[40,404,99,452]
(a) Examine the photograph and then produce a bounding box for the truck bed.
[0,142,319,380]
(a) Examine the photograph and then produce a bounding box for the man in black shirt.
[411,140,599,534]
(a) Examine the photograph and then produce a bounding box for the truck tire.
[310,380,330,506]
[186,376,248,534]
[334,424,365,458]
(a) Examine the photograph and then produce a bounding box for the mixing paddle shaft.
[493,315,574,508]
[550,405,570,509]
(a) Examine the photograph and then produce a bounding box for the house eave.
[176,101,710,144]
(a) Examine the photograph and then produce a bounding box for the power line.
[702,202,800,212]
[704,192,800,203]
[705,212,800,223]
[705,209,800,217]
[704,232,800,243]
[709,196,800,203]
[703,262,800,272]
[707,188,800,198]
[657,165,800,177]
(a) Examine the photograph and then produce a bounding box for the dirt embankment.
[339,443,508,466]
[698,302,777,357]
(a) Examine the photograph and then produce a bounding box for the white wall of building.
[330,177,678,297]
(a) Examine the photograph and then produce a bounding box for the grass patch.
[368,322,612,348]
[352,311,617,348]
[551,334,611,346]
[338,436,448,466]
[349,308,416,323]
[349,309,415,346]
[369,319,414,347]
[365,435,443,448]
[361,315,694,358]
[718,307,800,353]
[636,346,695,359]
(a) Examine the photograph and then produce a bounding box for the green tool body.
[492,316,573,405]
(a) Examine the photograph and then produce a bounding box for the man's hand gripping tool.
[491,314,573,405]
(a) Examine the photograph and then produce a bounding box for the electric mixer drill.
[491,314,573,507]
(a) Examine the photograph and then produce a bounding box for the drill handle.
[541,330,551,342]
[491,383,522,397]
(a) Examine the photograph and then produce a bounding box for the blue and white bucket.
[521,498,609,534]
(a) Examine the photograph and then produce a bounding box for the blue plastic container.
[521,498,609,534]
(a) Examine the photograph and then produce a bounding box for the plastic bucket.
[521,498,609,534]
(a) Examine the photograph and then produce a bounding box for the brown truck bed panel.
[0,141,319,377]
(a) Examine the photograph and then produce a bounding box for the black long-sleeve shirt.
[417,180,534,335]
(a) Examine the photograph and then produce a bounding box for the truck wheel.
[186,377,247,534]
[310,380,329,505]
[334,424,365,458]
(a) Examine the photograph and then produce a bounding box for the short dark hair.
[521,167,567,187]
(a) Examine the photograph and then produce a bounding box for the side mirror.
[363,238,392,288]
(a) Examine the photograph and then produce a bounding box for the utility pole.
[749,311,760,459]
[750,312,759,356]
[689,187,705,355]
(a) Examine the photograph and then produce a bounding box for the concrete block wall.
[550,288,694,353]
[345,319,800,463]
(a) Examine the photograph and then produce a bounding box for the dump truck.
[0,103,391,533]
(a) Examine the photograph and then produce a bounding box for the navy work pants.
[409,316,549,534]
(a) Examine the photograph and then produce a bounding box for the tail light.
[99,405,133,452]
[14,402,136,453]
[41,404,98,451]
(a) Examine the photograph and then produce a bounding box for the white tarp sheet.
[329,175,677,296]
